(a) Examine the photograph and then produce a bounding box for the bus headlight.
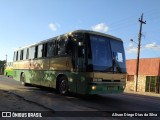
[92,86,96,90]
[93,78,103,82]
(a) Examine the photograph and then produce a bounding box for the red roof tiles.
[126,58,160,76]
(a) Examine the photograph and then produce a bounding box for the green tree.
[0,60,6,75]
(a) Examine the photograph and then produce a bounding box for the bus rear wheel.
[58,76,69,95]
[20,73,27,86]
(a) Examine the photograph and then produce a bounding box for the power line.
[105,9,160,34]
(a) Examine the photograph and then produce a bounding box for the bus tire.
[20,73,27,86]
[58,76,69,95]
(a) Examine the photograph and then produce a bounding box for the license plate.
[108,86,114,90]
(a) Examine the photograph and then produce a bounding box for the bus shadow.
[67,92,111,101]
[18,84,126,106]
[66,92,128,105]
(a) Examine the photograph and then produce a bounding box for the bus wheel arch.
[20,72,27,86]
[56,74,69,95]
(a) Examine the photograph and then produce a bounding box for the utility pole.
[135,13,146,92]
[5,54,7,63]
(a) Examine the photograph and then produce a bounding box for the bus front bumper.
[89,82,125,94]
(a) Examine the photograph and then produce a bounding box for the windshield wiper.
[102,67,113,72]
[112,57,122,73]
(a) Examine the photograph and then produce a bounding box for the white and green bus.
[13,30,126,95]
[4,62,13,77]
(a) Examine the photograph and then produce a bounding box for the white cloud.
[126,42,160,54]
[48,23,60,32]
[127,47,137,54]
[126,41,137,54]
[128,43,133,47]
[144,42,160,49]
[91,23,109,33]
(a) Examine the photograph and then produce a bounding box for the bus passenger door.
[69,42,79,93]
[68,40,83,93]
[66,36,86,94]
[72,43,86,94]
[76,45,87,94]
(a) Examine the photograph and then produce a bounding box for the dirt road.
[1,75,160,120]
[0,90,50,111]
[0,89,54,120]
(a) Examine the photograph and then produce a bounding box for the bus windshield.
[90,34,126,73]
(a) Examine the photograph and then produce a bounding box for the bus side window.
[47,42,54,57]
[34,46,38,58]
[65,36,73,55]
[16,51,19,61]
[20,50,24,60]
[29,47,35,59]
[38,44,43,58]
[42,43,48,57]
[23,48,27,60]
[58,36,66,55]
[55,40,58,56]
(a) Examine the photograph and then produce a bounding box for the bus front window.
[89,34,126,73]
[110,39,126,73]
[90,35,112,72]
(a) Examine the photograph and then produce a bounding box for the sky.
[0,0,160,62]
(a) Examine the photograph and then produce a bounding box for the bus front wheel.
[20,73,27,86]
[58,76,69,95]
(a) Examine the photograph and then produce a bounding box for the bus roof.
[71,30,122,41]
[14,30,122,51]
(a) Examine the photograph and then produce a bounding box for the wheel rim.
[21,74,26,86]
[59,79,68,94]
[21,81,25,85]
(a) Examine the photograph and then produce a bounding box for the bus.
[4,62,13,77]
[13,30,126,95]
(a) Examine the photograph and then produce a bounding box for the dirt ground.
[0,90,49,111]
[0,90,53,120]
[0,89,93,120]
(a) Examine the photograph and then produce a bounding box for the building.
[125,58,160,93]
